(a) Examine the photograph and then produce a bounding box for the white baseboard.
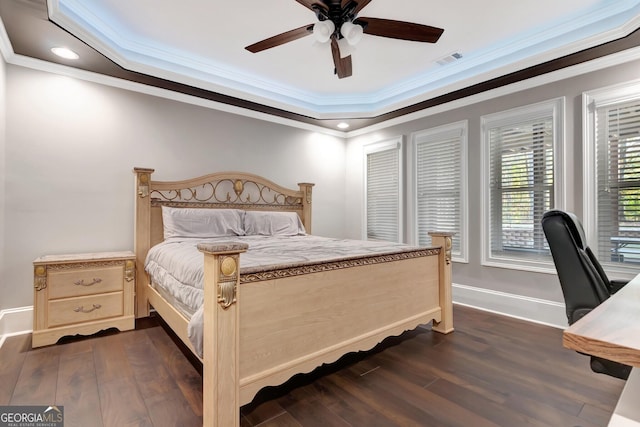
[453,283,568,329]
[0,306,33,348]
[0,285,566,348]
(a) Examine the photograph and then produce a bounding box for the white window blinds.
[489,118,553,258]
[365,139,402,242]
[482,98,563,268]
[412,123,466,259]
[595,100,640,265]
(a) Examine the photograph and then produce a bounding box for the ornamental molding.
[218,255,239,308]
[149,178,303,208]
[444,236,452,265]
[44,260,128,271]
[240,249,440,283]
[151,200,300,212]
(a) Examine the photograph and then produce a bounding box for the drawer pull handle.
[74,278,102,287]
[74,304,102,313]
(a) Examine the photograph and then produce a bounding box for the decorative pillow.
[162,206,245,239]
[243,211,306,236]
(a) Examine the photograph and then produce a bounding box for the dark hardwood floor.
[0,305,625,426]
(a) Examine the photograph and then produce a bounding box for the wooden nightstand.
[32,251,136,348]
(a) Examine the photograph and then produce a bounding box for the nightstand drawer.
[48,265,124,299]
[48,292,124,328]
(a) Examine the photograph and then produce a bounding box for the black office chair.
[541,209,631,380]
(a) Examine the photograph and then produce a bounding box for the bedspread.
[145,235,422,356]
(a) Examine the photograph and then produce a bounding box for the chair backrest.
[541,210,611,324]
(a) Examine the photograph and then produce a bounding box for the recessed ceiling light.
[337,122,349,129]
[51,47,79,60]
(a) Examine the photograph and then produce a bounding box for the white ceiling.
[48,0,640,119]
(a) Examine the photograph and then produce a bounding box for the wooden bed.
[133,167,454,427]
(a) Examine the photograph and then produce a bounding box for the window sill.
[481,258,557,274]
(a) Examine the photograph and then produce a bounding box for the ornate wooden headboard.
[133,167,314,317]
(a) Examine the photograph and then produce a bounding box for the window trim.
[407,121,469,263]
[362,136,404,242]
[480,97,565,273]
[583,79,640,278]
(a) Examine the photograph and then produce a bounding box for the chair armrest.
[610,279,629,294]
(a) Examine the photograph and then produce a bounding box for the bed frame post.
[197,242,248,427]
[133,167,155,318]
[429,232,455,334]
[297,182,314,234]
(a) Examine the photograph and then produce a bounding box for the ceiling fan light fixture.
[340,21,363,46]
[313,20,335,43]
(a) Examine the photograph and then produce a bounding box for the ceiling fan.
[245,0,444,79]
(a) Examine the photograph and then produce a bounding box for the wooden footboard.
[198,233,453,427]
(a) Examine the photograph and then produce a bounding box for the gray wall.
[2,64,346,310]
[345,57,640,305]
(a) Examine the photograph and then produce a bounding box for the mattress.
[145,235,422,356]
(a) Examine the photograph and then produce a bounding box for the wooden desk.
[563,274,640,368]
[563,274,640,426]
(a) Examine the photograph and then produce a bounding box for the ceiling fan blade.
[330,37,352,79]
[356,17,444,43]
[245,24,314,53]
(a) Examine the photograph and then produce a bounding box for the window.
[584,81,640,274]
[364,137,403,242]
[409,121,468,262]
[481,98,564,270]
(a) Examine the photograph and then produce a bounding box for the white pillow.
[162,206,245,239]
[243,211,306,236]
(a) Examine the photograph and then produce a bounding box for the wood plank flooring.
[0,305,625,426]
